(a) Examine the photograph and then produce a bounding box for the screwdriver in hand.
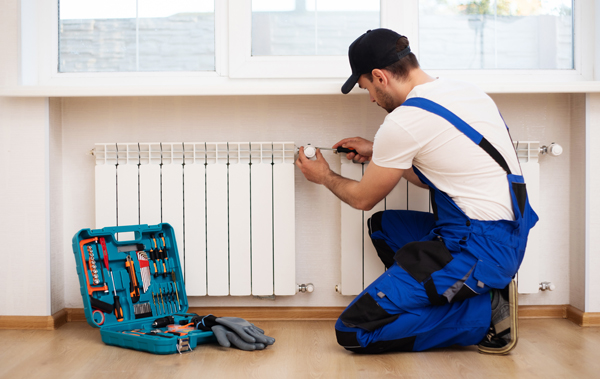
[110,269,124,322]
[315,147,356,154]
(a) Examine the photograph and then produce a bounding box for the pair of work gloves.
[192,315,275,351]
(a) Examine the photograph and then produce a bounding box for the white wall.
[570,94,586,311]
[50,98,65,314]
[0,97,51,316]
[57,93,579,309]
[0,91,594,315]
[587,93,600,312]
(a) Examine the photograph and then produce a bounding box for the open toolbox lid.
[72,223,189,328]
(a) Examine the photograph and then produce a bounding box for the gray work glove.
[193,315,275,351]
[213,317,276,350]
[212,324,267,351]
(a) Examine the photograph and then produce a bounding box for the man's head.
[341,29,419,95]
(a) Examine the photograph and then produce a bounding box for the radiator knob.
[303,145,316,159]
[540,143,563,157]
[298,283,314,293]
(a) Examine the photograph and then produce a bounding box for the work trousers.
[335,210,491,353]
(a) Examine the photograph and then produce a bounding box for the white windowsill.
[1,77,600,97]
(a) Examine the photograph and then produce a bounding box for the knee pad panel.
[340,292,399,332]
[395,240,453,283]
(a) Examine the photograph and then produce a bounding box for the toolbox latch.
[177,337,192,354]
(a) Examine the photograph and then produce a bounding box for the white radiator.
[94,142,296,297]
[339,141,541,295]
[513,141,541,294]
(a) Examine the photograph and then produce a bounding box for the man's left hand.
[296,146,332,185]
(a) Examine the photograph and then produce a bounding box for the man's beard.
[374,86,396,113]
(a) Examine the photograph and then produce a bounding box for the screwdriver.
[159,233,169,278]
[153,234,167,278]
[149,237,159,278]
[315,147,357,154]
[125,255,140,303]
[110,269,124,322]
[302,145,356,159]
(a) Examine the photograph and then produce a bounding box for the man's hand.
[332,137,373,163]
[296,146,332,185]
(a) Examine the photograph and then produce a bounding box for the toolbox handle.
[89,224,172,244]
[114,231,142,243]
[97,225,147,243]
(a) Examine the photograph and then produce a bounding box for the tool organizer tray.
[72,223,215,354]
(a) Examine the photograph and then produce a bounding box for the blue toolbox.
[72,223,215,354]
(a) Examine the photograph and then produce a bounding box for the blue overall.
[335,98,539,353]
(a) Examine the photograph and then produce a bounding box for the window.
[10,0,595,96]
[59,0,216,72]
[229,0,393,78]
[251,0,380,56]
[419,0,574,70]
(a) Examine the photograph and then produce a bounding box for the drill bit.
[171,271,182,311]
[152,291,158,315]
[159,288,166,314]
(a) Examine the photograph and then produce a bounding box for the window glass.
[59,0,215,72]
[419,0,573,69]
[251,0,380,56]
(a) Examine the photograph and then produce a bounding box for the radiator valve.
[539,282,555,291]
[297,283,314,293]
[540,143,563,157]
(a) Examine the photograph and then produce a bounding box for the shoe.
[477,279,518,355]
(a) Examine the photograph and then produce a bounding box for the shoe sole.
[478,279,518,355]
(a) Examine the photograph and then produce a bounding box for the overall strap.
[403,97,511,175]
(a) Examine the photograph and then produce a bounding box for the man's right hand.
[332,137,373,163]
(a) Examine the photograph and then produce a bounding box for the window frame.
[24,0,228,88]
[228,0,409,78]
[7,0,599,96]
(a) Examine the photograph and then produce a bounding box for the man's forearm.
[322,170,366,210]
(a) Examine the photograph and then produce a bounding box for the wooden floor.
[1,319,599,378]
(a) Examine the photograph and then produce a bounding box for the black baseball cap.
[341,28,411,94]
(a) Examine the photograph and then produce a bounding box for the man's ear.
[371,69,389,87]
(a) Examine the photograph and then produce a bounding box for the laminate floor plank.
[0,319,598,378]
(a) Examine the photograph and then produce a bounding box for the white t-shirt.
[372,79,520,221]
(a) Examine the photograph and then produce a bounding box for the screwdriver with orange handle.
[152,234,167,278]
[125,255,140,303]
[109,269,124,322]
[152,236,167,278]
[159,233,169,278]
[149,236,160,278]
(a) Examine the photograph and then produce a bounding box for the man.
[295,29,538,354]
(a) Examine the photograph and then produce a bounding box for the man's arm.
[296,147,404,211]
[403,167,429,189]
